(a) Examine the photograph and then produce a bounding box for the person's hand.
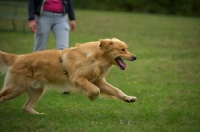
[70,20,76,31]
[29,20,36,33]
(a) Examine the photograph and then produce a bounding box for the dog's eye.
[121,49,125,51]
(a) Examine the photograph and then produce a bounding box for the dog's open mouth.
[115,57,126,70]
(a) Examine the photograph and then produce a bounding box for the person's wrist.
[29,20,35,23]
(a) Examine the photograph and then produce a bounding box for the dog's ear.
[99,39,113,51]
[112,38,120,41]
[75,43,82,47]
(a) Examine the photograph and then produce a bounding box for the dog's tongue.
[116,58,126,70]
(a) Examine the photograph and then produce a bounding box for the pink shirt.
[43,0,63,13]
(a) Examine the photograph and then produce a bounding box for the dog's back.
[0,50,68,82]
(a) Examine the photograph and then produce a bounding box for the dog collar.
[60,57,68,76]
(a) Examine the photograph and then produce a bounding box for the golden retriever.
[0,38,137,114]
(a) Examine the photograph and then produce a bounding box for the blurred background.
[0,0,200,131]
[73,0,200,17]
[5,0,200,17]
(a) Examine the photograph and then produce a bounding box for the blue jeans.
[33,11,70,51]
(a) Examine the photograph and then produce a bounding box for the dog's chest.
[88,63,110,82]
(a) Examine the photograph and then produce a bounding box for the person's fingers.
[70,24,75,31]
[70,21,76,31]
[29,21,36,33]
[32,24,36,33]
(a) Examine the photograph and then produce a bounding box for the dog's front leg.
[74,78,100,100]
[96,79,136,103]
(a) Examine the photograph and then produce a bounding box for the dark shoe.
[63,91,70,94]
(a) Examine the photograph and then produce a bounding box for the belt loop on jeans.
[56,12,62,17]
[43,11,63,17]
[54,13,57,17]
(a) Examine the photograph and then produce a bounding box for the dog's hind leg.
[0,86,24,105]
[23,85,45,115]
[0,70,24,105]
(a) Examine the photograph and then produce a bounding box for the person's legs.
[52,15,70,50]
[33,13,52,51]
[52,15,70,94]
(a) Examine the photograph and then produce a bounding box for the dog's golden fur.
[0,38,137,114]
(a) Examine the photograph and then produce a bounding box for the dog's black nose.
[132,56,137,60]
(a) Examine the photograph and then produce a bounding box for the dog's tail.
[0,51,17,74]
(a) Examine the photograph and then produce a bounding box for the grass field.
[0,10,200,132]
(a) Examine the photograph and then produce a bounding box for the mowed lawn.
[0,10,200,132]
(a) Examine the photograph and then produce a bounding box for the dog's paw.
[39,113,47,115]
[124,96,137,103]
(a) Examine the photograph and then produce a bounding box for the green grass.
[0,10,200,132]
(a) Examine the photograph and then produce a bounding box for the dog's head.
[99,38,137,70]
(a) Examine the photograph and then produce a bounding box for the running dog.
[0,38,137,114]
